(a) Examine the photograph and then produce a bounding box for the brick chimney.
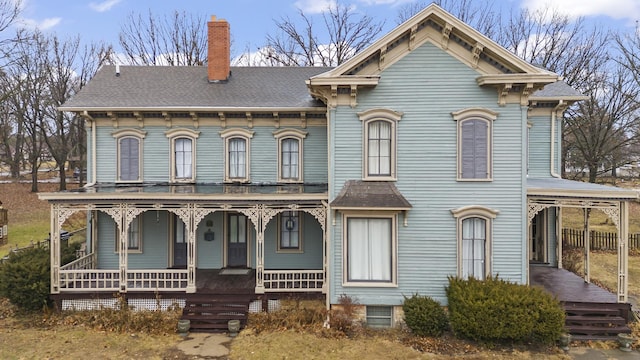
[207,16,230,82]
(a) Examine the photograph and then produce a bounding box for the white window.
[273,129,307,183]
[278,210,302,252]
[112,128,146,182]
[452,108,498,181]
[117,215,142,253]
[165,128,200,182]
[358,108,402,181]
[220,129,254,183]
[343,213,397,286]
[451,205,499,280]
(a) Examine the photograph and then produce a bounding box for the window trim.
[165,128,200,183]
[277,210,303,253]
[358,108,402,181]
[342,211,398,287]
[112,128,146,183]
[220,128,254,183]
[452,107,498,182]
[451,205,499,279]
[116,215,143,253]
[273,129,307,183]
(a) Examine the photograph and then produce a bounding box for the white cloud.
[89,0,122,13]
[294,0,336,14]
[520,0,640,22]
[18,17,61,30]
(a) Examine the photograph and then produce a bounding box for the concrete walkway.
[176,332,232,359]
[569,347,639,359]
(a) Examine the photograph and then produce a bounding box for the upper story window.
[452,108,498,181]
[220,128,254,183]
[451,205,499,280]
[358,108,403,181]
[112,129,146,182]
[273,129,307,183]
[165,128,200,182]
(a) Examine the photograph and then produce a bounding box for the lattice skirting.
[61,298,186,311]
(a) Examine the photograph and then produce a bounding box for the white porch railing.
[59,270,120,292]
[263,270,324,292]
[60,253,95,271]
[126,270,188,291]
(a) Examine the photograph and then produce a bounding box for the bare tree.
[564,63,640,183]
[396,0,500,39]
[263,2,384,66]
[616,23,640,94]
[118,10,208,66]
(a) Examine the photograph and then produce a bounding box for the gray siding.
[263,212,324,269]
[330,42,527,305]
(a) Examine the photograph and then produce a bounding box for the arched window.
[220,128,254,182]
[273,129,307,182]
[451,205,499,280]
[112,128,146,182]
[358,108,403,180]
[452,108,498,181]
[165,128,200,182]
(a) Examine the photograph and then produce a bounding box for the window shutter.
[474,121,488,178]
[461,121,476,178]
[120,138,139,181]
[461,120,488,179]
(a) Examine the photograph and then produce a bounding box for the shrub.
[0,246,50,311]
[446,275,565,344]
[402,294,448,337]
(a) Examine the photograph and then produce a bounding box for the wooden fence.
[562,228,640,250]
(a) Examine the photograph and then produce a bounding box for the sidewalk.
[176,332,232,359]
[569,347,639,359]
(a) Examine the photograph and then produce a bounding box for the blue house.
[41,5,636,333]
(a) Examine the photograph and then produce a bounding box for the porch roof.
[527,178,638,200]
[38,183,328,203]
[330,180,412,210]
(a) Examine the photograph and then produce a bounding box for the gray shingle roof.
[531,80,586,99]
[61,65,333,110]
[331,180,412,209]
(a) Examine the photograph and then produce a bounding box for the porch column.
[583,208,590,283]
[50,204,61,294]
[118,204,129,292]
[617,201,629,303]
[557,207,563,269]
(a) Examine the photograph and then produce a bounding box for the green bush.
[402,294,448,337]
[446,276,565,344]
[0,246,51,311]
[0,242,81,312]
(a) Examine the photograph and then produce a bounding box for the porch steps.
[181,294,252,333]
[563,302,632,341]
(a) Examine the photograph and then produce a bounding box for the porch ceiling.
[527,178,638,201]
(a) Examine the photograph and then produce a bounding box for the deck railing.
[59,270,120,292]
[60,253,95,271]
[263,270,324,292]
[126,270,188,291]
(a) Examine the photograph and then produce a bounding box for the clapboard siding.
[94,125,327,183]
[528,115,558,177]
[96,212,118,269]
[330,42,527,305]
[263,213,324,269]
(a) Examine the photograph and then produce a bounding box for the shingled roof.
[60,65,332,111]
[331,180,412,210]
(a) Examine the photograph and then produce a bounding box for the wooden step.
[181,295,252,333]
[565,315,627,325]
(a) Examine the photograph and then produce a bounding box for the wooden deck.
[529,265,617,303]
[530,265,632,340]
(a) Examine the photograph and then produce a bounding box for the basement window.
[366,306,392,328]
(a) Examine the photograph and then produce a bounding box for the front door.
[173,215,187,268]
[227,213,248,267]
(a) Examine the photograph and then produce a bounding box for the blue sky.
[14,0,640,60]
